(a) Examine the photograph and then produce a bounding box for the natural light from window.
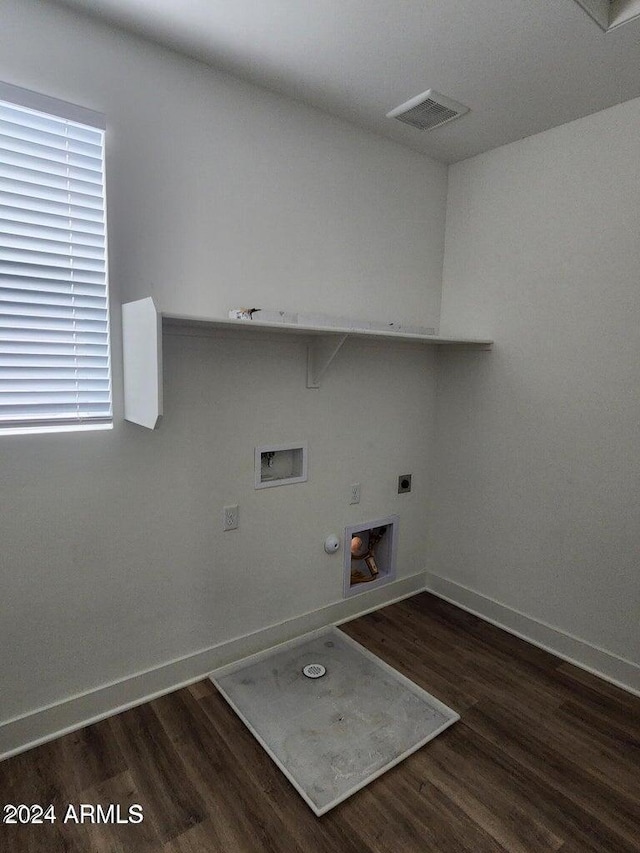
[0,83,112,436]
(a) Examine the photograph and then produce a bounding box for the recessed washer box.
[255,442,308,489]
[344,514,399,597]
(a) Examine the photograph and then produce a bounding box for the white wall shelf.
[122,299,493,428]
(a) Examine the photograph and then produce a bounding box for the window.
[0,82,112,435]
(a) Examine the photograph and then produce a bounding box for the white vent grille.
[387,89,469,131]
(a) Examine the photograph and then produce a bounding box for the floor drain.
[303,663,326,679]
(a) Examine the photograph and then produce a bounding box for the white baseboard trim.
[0,572,426,762]
[426,573,640,698]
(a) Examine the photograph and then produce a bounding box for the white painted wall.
[2,1,446,327]
[2,330,437,724]
[436,96,640,667]
[0,0,446,727]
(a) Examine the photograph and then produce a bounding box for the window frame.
[0,82,113,437]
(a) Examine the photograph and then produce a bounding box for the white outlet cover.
[223,504,239,530]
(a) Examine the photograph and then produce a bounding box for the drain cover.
[303,663,326,679]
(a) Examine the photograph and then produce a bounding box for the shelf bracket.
[307,334,348,388]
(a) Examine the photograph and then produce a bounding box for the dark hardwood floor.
[1,592,639,852]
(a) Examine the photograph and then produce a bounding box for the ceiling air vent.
[386,89,469,131]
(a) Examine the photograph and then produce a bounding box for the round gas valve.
[324,534,340,554]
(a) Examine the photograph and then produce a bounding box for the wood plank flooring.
[1,592,639,852]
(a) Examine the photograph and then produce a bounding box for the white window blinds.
[0,85,112,433]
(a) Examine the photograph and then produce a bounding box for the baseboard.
[0,572,426,761]
[426,573,640,697]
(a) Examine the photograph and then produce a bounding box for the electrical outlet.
[398,474,412,494]
[350,483,361,505]
[223,504,239,531]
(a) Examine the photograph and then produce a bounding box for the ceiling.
[53,0,640,163]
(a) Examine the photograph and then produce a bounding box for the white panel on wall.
[122,297,162,429]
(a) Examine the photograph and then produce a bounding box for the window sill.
[0,423,113,437]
